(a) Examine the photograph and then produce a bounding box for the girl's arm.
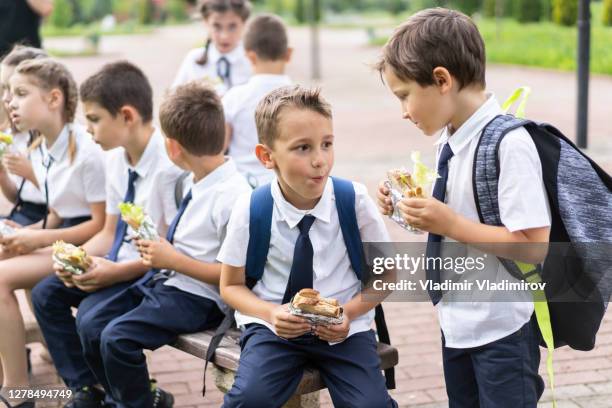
[82,214,119,257]
[0,166,18,204]
[39,202,106,246]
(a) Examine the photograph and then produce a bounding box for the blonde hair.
[255,85,332,147]
[15,58,78,163]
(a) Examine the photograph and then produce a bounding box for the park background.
[5,0,612,406]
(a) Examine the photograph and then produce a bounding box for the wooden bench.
[173,329,399,408]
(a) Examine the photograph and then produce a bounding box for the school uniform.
[32,129,176,391]
[34,123,106,227]
[218,177,397,408]
[222,74,292,187]
[1,130,46,225]
[76,158,251,408]
[433,94,550,407]
[172,43,252,95]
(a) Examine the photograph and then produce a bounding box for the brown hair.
[255,85,332,147]
[196,0,252,65]
[80,60,153,123]
[159,81,225,156]
[375,8,486,90]
[244,14,288,61]
[16,58,79,163]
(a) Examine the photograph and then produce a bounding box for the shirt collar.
[124,128,164,179]
[271,176,333,229]
[190,157,238,198]
[434,93,501,156]
[209,43,245,65]
[44,124,71,162]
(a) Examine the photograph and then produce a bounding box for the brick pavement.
[3,24,611,407]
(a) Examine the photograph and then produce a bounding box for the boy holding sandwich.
[218,85,397,408]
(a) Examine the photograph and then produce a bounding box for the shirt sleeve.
[171,51,195,88]
[217,191,251,267]
[81,145,107,204]
[354,182,391,242]
[222,88,239,124]
[104,153,123,215]
[498,127,551,232]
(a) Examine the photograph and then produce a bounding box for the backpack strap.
[473,114,556,406]
[245,183,274,288]
[174,171,191,209]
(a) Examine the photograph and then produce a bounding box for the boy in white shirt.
[222,13,292,187]
[375,8,550,407]
[218,85,397,408]
[76,81,251,408]
[32,61,176,408]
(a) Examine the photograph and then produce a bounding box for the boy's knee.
[349,393,395,408]
[76,310,102,347]
[31,276,62,312]
[225,377,276,408]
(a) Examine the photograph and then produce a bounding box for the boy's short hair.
[159,81,225,156]
[80,61,153,122]
[255,85,332,147]
[244,14,288,61]
[375,8,486,90]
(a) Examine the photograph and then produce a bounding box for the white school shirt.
[217,177,391,342]
[6,131,45,204]
[223,74,292,187]
[104,129,176,263]
[434,94,551,349]
[35,124,106,219]
[171,43,252,95]
[163,158,251,313]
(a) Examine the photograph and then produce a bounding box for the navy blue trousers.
[223,324,397,408]
[442,315,544,408]
[32,274,135,389]
[77,275,224,408]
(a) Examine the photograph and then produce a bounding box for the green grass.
[369,3,612,75]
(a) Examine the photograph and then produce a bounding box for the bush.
[513,0,541,22]
[90,0,113,21]
[387,0,408,15]
[166,0,188,21]
[541,0,553,20]
[553,0,578,26]
[50,0,74,27]
[603,0,612,25]
[451,0,481,15]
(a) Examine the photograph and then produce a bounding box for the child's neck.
[40,116,66,148]
[187,154,226,183]
[277,178,322,210]
[124,123,155,167]
[253,61,286,76]
[448,87,488,135]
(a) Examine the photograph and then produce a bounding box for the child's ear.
[255,143,275,170]
[284,47,294,63]
[119,106,138,125]
[47,88,63,111]
[432,67,453,94]
[246,50,258,66]
[165,137,184,161]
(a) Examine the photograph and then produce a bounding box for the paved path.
[5,23,611,407]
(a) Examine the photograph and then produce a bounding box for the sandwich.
[118,202,158,240]
[0,132,13,158]
[52,240,92,275]
[291,289,342,318]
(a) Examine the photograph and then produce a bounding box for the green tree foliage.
[51,0,74,27]
[603,0,612,25]
[451,0,481,15]
[553,0,578,26]
[513,0,541,22]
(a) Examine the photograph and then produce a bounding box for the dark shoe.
[63,387,105,408]
[26,347,32,377]
[150,380,174,408]
[0,393,34,408]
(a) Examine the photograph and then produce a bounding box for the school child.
[375,8,550,407]
[218,85,397,408]
[0,58,106,408]
[223,13,292,188]
[75,81,251,408]
[0,46,48,226]
[172,0,252,95]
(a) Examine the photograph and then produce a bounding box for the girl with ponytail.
[0,58,106,407]
[172,0,252,95]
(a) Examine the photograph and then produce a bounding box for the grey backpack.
[473,114,612,351]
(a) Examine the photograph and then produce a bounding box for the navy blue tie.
[425,143,454,305]
[166,189,192,244]
[282,215,316,304]
[216,56,232,88]
[42,155,54,229]
[108,170,139,262]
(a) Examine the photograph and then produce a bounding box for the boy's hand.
[314,315,351,343]
[377,181,393,216]
[137,238,177,269]
[71,257,120,293]
[398,197,457,236]
[269,304,312,339]
[1,229,43,255]
[53,262,75,288]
